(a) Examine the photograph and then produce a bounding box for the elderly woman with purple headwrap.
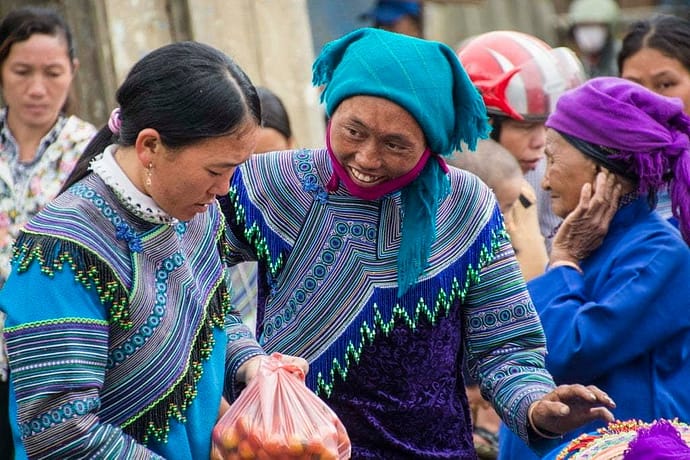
[499,76,690,460]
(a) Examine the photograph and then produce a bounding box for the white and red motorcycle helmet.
[457,30,586,122]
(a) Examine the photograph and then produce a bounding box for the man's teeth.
[351,168,379,183]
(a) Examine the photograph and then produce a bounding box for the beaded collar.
[619,190,639,208]
[90,145,178,225]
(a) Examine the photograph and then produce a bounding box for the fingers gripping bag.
[211,353,351,460]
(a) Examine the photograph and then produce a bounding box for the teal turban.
[312,28,491,296]
[313,27,490,156]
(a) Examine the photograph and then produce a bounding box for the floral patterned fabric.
[0,110,96,285]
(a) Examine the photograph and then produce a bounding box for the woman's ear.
[135,128,162,167]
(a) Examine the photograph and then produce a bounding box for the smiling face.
[147,121,258,221]
[1,33,75,133]
[621,47,690,115]
[328,96,427,187]
[498,119,547,174]
[543,129,598,218]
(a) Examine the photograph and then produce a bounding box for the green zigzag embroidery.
[228,186,284,277]
[12,225,233,445]
[315,227,508,398]
[12,237,132,329]
[128,275,232,444]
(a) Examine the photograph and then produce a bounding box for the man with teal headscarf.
[220,28,615,458]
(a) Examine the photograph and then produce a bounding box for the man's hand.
[529,384,616,437]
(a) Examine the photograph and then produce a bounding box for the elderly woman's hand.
[550,170,623,265]
[528,384,616,438]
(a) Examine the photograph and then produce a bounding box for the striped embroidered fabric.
[226,149,533,397]
[11,174,230,444]
[5,320,109,403]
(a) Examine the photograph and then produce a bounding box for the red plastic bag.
[211,353,351,460]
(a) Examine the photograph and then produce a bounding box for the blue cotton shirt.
[499,197,690,459]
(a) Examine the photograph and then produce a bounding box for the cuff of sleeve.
[225,349,266,401]
[506,385,553,444]
[527,402,563,439]
[528,266,586,308]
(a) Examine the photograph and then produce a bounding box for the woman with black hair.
[618,13,690,226]
[0,6,97,455]
[0,40,306,459]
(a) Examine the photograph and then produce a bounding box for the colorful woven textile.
[221,147,557,458]
[546,419,690,460]
[1,171,257,458]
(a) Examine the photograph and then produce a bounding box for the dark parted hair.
[60,40,261,192]
[257,86,292,140]
[0,6,76,67]
[618,14,690,74]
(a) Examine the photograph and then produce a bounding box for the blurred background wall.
[0,0,674,148]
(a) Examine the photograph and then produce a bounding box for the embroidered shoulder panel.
[225,149,510,395]
[12,175,233,444]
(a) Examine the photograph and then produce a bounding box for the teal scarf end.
[397,159,450,297]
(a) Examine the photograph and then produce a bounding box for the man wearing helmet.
[457,31,586,259]
[568,0,622,79]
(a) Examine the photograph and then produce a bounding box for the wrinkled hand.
[530,384,616,436]
[551,170,622,263]
[236,353,309,384]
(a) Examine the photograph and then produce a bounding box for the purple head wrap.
[546,77,690,244]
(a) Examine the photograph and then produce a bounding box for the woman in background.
[499,76,690,460]
[0,7,96,454]
[618,13,690,226]
[0,6,96,285]
[254,86,294,153]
